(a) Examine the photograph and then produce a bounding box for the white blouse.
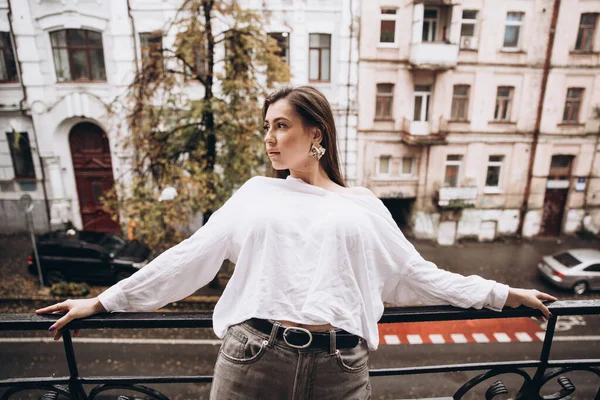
[98,175,509,350]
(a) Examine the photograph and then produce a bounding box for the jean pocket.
[219,327,268,365]
[335,339,369,373]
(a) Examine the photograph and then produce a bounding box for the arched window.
[50,29,106,82]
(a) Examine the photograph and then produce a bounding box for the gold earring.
[309,143,326,161]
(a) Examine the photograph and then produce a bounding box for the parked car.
[538,248,600,294]
[28,229,151,286]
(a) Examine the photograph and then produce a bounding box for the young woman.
[37,85,556,399]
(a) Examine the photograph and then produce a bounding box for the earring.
[309,143,326,161]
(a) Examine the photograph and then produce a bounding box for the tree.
[103,0,290,257]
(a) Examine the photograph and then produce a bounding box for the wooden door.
[69,122,120,233]
[540,189,568,236]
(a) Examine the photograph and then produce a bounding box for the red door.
[540,189,568,236]
[69,122,120,233]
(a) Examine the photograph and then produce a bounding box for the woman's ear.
[312,127,323,143]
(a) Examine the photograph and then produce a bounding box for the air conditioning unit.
[460,36,478,50]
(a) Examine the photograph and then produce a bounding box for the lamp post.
[20,194,44,286]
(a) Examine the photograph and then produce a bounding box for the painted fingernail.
[48,326,56,332]
[549,313,552,318]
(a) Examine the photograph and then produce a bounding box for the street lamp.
[19,194,44,286]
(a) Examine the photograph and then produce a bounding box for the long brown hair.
[262,85,347,187]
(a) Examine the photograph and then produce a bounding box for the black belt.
[246,318,360,349]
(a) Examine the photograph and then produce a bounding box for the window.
[402,157,414,175]
[309,34,331,82]
[6,131,36,179]
[584,264,600,272]
[563,88,584,122]
[503,12,524,48]
[485,155,504,188]
[0,32,18,82]
[575,13,597,51]
[451,85,470,121]
[423,9,438,42]
[378,156,391,175]
[494,86,513,121]
[50,29,106,82]
[375,84,394,119]
[268,32,289,64]
[185,43,208,81]
[444,155,462,187]
[380,9,397,44]
[140,31,163,78]
[414,85,431,122]
[460,10,478,38]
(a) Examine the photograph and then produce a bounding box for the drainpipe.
[127,0,139,69]
[583,114,600,210]
[343,0,355,184]
[7,0,52,232]
[517,0,561,238]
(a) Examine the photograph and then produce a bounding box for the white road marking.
[384,335,400,344]
[493,333,511,343]
[536,332,546,341]
[429,334,445,344]
[472,333,489,343]
[553,335,600,342]
[515,332,533,342]
[451,334,468,343]
[406,334,423,344]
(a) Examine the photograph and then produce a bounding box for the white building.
[0,0,359,234]
[357,0,600,244]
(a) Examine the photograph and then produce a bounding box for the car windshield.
[100,234,127,256]
[553,252,581,268]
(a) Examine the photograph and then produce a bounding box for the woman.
[38,85,556,399]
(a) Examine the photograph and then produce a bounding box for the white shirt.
[98,175,509,350]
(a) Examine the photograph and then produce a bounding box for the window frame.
[401,156,415,177]
[444,155,463,188]
[494,86,514,121]
[562,87,584,122]
[377,155,392,176]
[379,8,398,47]
[502,11,524,50]
[423,8,439,42]
[575,13,598,52]
[485,155,504,189]
[268,32,290,65]
[451,84,470,121]
[460,10,478,39]
[139,31,164,78]
[49,29,107,83]
[6,131,36,180]
[0,32,18,83]
[308,33,331,83]
[375,83,394,120]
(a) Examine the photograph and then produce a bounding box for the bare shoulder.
[346,186,378,198]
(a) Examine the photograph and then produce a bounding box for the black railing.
[1,300,599,399]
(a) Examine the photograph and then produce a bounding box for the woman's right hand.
[36,297,106,341]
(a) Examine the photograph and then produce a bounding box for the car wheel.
[573,281,588,295]
[115,270,132,282]
[46,270,66,285]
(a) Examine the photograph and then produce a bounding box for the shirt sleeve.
[367,200,509,311]
[97,179,250,312]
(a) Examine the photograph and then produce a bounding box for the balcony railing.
[1,300,599,399]
[401,116,448,144]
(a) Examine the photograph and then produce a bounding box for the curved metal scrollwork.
[534,366,600,400]
[452,367,532,400]
[88,383,169,400]
[0,384,69,400]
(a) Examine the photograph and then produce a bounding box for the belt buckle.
[282,326,313,349]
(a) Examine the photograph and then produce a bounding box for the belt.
[246,318,360,349]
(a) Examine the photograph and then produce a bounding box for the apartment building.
[0,0,359,233]
[357,0,600,244]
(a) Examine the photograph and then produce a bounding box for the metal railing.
[0,300,599,399]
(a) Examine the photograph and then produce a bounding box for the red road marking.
[379,318,544,345]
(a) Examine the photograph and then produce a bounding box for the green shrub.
[50,282,91,297]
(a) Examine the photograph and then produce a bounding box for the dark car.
[28,229,151,285]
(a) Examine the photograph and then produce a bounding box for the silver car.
[538,248,600,294]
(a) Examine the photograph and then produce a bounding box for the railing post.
[529,314,558,399]
[61,330,87,399]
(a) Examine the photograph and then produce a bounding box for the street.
[1,233,599,399]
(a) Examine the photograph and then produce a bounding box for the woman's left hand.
[505,288,557,320]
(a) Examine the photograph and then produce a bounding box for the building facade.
[357,0,600,244]
[0,0,359,234]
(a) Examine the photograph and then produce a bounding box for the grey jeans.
[210,321,371,400]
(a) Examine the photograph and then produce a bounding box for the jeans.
[210,320,371,400]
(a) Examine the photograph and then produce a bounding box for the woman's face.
[263,99,318,171]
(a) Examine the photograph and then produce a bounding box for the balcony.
[409,2,460,69]
[1,300,599,399]
[401,116,448,145]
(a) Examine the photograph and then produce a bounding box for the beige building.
[357,0,600,244]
